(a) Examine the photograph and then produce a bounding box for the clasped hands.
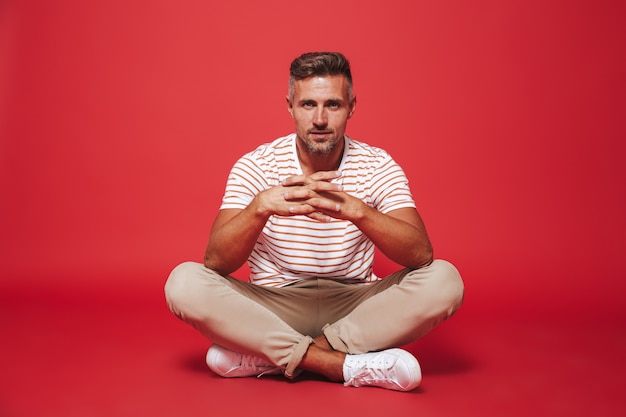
[261,170,362,222]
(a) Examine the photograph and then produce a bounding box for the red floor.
[1,281,625,417]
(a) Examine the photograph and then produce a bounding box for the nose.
[313,107,328,128]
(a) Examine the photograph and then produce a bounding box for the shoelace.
[347,357,402,388]
[238,354,272,370]
[237,354,281,378]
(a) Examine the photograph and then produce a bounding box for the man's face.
[287,75,356,155]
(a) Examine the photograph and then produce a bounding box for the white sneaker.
[205,344,282,378]
[342,348,422,391]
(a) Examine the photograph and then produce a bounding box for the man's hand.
[277,170,365,222]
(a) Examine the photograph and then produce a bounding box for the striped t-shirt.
[220,133,416,287]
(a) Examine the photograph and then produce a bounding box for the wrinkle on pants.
[164,260,464,377]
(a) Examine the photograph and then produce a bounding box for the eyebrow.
[298,98,345,104]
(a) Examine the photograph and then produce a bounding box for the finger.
[310,170,342,182]
[309,181,343,192]
[283,189,313,200]
[306,212,333,223]
[287,204,316,215]
[282,170,341,186]
[284,187,342,201]
[282,175,307,186]
[305,198,341,212]
[285,198,340,215]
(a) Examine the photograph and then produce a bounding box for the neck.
[296,137,345,176]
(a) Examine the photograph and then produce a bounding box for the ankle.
[300,344,346,382]
[313,334,333,351]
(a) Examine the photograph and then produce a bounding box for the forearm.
[203,177,338,274]
[353,206,433,269]
[204,202,270,275]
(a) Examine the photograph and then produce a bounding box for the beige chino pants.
[165,260,464,378]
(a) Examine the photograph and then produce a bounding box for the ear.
[286,95,294,118]
[348,96,357,118]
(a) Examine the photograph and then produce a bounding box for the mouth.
[309,130,332,138]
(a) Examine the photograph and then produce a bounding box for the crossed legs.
[164,260,464,381]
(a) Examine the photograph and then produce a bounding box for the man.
[165,52,464,392]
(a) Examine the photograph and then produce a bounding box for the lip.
[310,133,331,141]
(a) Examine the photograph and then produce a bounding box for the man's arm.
[203,205,268,276]
[204,172,343,275]
[352,206,433,269]
[282,173,433,269]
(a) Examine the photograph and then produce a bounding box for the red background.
[1,1,625,415]
[2,0,624,314]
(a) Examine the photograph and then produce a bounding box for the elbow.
[389,241,433,270]
[203,256,214,270]
[412,243,434,269]
[204,250,238,276]
[203,260,215,273]
[203,252,222,274]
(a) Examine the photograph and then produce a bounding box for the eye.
[302,101,316,108]
[327,101,341,109]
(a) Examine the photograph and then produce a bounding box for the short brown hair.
[288,52,353,100]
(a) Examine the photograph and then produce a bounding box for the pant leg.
[323,259,464,354]
[164,261,313,378]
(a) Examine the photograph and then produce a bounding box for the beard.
[301,131,340,155]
